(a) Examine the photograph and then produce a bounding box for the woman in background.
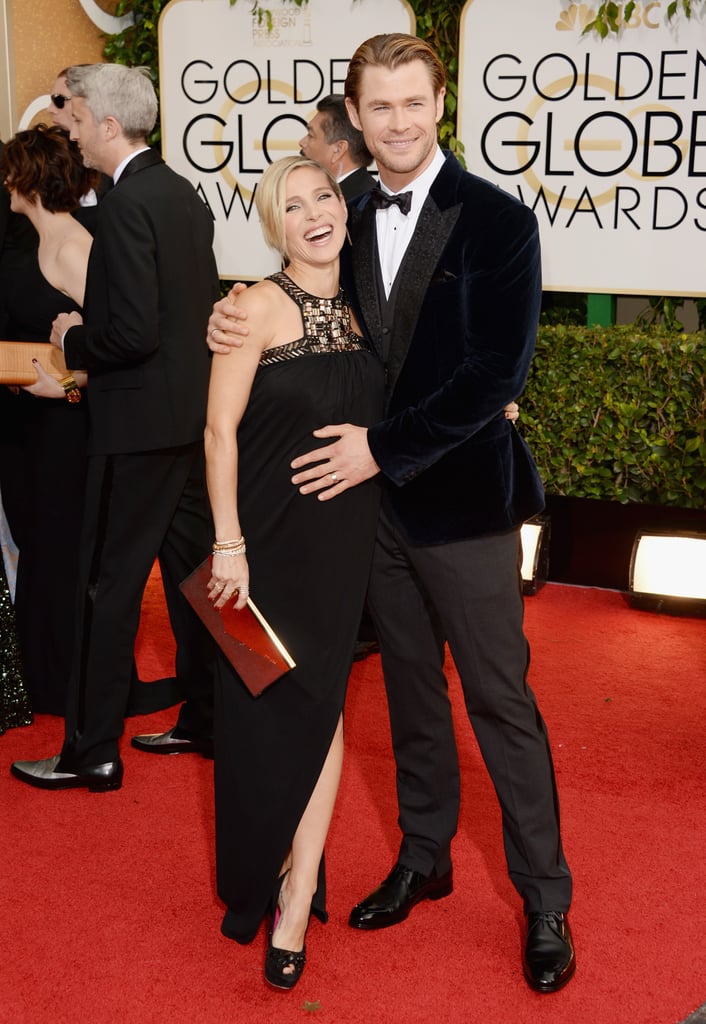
[0,544,31,735]
[0,125,95,715]
[205,155,382,990]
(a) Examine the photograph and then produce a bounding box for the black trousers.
[60,443,215,768]
[366,504,572,913]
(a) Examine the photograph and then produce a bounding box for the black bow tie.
[369,186,413,216]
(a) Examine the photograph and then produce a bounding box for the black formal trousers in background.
[366,503,572,914]
[61,442,214,768]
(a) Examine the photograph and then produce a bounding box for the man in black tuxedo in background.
[11,63,219,791]
[299,93,377,201]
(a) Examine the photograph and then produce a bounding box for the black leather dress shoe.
[10,755,123,792]
[130,726,213,758]
[349,862,453,930]
[523,911,576,993]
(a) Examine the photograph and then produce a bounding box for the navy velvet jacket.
[341,151,545,546]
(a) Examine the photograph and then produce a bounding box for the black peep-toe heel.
[264,942,307,991]
[264,871,308,991]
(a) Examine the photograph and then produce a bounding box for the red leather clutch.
[179,557,295,696]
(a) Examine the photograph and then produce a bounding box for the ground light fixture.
[520,516,550,596]
[629,530,706,615]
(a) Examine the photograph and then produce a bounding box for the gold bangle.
[59,374,81,404]
[212,546,246,558]
[213,536,246,556]
[213,536,245,551]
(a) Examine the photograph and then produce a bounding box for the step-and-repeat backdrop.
[3,0,703,293]
[459,0,705,296]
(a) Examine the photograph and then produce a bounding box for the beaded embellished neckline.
[259,271,366,365]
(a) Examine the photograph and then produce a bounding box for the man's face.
[70,96,106,172]
[46,76,73,131]
[299,111,339,173]
[346,59,444,190]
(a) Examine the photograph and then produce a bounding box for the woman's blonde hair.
[255,155,343,264]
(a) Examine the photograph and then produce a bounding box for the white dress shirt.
[375,147,446,298]
[113,147,150,184]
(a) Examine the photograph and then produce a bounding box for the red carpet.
[1,576,705,1024]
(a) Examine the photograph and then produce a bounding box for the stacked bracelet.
[59,374,81,404]
[213,536,246,557]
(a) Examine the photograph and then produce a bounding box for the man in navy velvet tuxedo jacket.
[288,34,576,995]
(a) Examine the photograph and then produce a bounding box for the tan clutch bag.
[0,340,70,384]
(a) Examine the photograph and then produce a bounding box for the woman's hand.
[207,552,250,610]
[22,359,65,398]
[21,361,87,399]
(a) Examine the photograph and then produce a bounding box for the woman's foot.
[264,942,306,991]
[264,871,312,991]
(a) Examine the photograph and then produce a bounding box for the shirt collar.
[113,147,150,185]
[377,146,445,212]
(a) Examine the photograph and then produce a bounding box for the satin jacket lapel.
[386,194,461,395]
[116,148,163,183]
[350,199,384,359]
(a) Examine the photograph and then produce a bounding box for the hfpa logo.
[555,2,663,33]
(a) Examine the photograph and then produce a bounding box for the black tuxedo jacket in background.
[339,165,377,201]
[64,149,218,454]
[342,151,544,546]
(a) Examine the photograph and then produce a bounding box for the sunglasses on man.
[50,94,71,109]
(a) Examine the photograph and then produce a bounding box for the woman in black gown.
[204,156,382,990]
[0,126,95,714]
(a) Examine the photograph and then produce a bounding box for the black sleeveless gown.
[0,251,87,715]
[215,272,383,944]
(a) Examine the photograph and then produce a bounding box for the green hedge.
[520,325,706,508]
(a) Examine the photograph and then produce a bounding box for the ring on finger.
[330,472,338,482]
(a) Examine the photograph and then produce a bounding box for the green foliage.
[408,0,466,162]
[540,292,587,327]
[632,298,706,333]
[583,0,704,35]
[520,325,706,507]
[102,0,165,70]
[696,300,706,331]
